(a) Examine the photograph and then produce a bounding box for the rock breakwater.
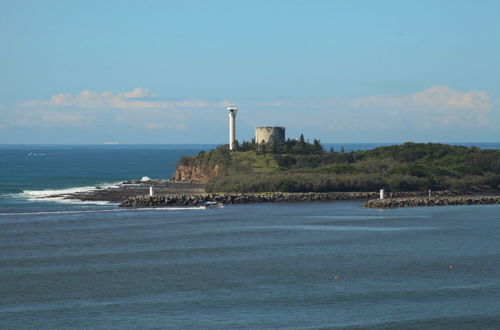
[120,192,378,207]
[365,196,500,208]
[119,190,464,208]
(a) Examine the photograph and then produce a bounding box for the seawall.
[120,192,377,207]
[365,196,500,208]
[119,190,464,208]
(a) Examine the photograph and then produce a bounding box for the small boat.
[202,201,223,209]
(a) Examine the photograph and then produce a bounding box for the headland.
[48,141,499,209]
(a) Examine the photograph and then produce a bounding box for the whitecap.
[10,182,122,205]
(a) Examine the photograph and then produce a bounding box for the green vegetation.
[178,141,500,193]
[234,134,324,154]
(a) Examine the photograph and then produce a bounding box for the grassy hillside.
[177,143,500,193]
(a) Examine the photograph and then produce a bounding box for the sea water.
[1,143,499,329]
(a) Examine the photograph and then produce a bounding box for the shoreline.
[49,180,205,203]
[117,190,470,208]
[42,181,500,209]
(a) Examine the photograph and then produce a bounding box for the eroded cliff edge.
[173,163,220,183]
[172,147,229,184]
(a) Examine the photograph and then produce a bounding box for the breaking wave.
[10,182,122,205]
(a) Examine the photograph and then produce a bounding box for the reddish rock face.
[173,163,220,183]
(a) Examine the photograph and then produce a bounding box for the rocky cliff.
[173,163,220,183]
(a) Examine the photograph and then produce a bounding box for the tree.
[313,139,323,153]
[271,142,278,154]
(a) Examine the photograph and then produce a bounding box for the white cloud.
[25,87,214,110]
[2,85,497,142]
[349,86,492,111]
[411,86,491,110]
[7,88,231,130]
[250,86,496,129]
[409,86,493,128]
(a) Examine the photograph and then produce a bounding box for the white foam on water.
[9,182,122,205]
[6,177,212,208]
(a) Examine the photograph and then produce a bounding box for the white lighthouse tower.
[227,104,238,151]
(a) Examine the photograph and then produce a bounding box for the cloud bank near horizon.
[24,87,230,110]
[1,86,498,143]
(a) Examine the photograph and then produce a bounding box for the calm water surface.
[1,203,500,329]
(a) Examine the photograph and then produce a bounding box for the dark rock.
[364,196,500,209]
[119,191,466,208]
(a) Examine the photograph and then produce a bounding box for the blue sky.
[0,0,499,143]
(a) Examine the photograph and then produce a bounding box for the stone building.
[255,127,286,144]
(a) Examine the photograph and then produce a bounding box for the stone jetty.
[365,196,500,209]
[120,192,378,207]
[119,190,464,208]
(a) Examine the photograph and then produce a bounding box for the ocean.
[1,143,500,329]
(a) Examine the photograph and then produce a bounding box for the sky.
[0,0,499,144]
